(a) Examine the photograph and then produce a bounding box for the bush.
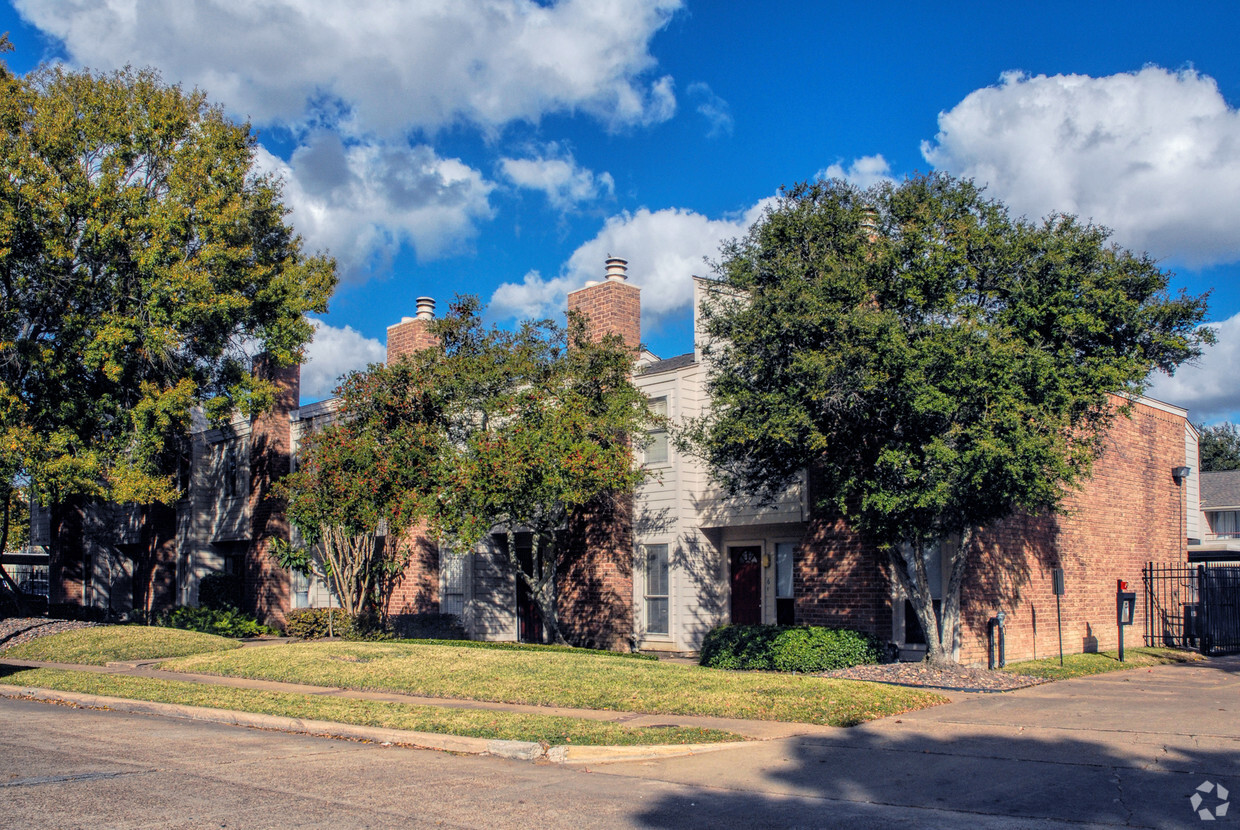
[388,612,466,640]
[284,608,363,640]
[699,624,884,672]
[197,573,243,611]
[158,605,276,639]
[47,603,107,623]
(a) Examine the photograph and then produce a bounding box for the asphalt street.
[1,655,1236,829]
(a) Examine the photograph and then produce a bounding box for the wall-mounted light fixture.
[1172,465,1192,483]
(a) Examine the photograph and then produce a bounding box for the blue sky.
[3,1,1239,419]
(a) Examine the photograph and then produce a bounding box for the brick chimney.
[386,296,437,364]
[566,257,641,351]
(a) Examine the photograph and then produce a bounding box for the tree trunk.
[532,531,567,645]
[887,540,948,664]
[888,531,976,665]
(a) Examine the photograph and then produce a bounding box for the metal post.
[1056,593,1063,667]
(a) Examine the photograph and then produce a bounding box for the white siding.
[1186,424,1202,542]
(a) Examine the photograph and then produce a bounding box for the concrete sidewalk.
[590,654,1240,828]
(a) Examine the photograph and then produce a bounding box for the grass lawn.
[0,667,738,747]
[1002,647,1202,681]
[162,641,946,726]
[1,626,240,665]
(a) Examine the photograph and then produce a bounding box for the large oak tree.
[687,174,1211,663]
[0,47,336,597]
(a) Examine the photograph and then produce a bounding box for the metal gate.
[1199,566,1240,655]
[1144,562,1240,655]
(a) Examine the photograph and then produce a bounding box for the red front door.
[729,546,762,625]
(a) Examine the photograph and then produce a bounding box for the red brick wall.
[795,398,1187,665]
[794,516,893,637]
[244,357,298,627]
[567,281,641,352]
[386,318,437,364]
[559,277,640,649]
[384,524,440,616]
[559,493,635,651]
[50,497,86,606]
[958,398,1186,663]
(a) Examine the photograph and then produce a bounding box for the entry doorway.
[729,545,762,625]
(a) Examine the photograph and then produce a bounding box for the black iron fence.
[1200,566,1240,655]
[1144,561,1240,655]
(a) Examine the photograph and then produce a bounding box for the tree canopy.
[0,56,336,515]
[687,173,1211,663]
[1198,422,1240,472]
[278,298,653,640]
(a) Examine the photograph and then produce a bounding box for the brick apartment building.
[40,257,1200,663]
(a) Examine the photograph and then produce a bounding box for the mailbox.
[1117,591,1136,626]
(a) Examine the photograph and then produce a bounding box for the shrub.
[158,605,276,639]
[699,624,884,672]
[388,612,466,640]
[197,573,243,611]
[284,608,362,640]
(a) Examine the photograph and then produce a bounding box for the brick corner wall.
[244,357,299,627]
[559,492,636,651]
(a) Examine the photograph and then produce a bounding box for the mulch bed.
[0,617,103,652]
[823,661,1048,693]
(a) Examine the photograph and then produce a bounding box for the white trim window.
[645,398,669,465]
[644,543,670,635]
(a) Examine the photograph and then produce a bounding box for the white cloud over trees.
[14,0,682,135]
[489,200,773,328]
[1146,313,1240,424]
[300,319,386,404]
[922,68,1240,267]
[256,138,495,280]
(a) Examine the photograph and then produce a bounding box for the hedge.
[158,605,277,639]
[699,624,884,672]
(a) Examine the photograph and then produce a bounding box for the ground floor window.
[644,543,669,635]
[441,553,466,618]
[775,541,795,625]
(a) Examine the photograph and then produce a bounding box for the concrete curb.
[0,684,741,764]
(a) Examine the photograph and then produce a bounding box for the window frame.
[643,542,671,636]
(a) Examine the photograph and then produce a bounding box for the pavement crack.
[1,769,157,788]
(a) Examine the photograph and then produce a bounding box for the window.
[644,543,669,635]
[775,542,795,625]
[223,446,239,497]
[645,397,669,464]
[441,553,466,618]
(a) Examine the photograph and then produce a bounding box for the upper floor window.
[224,445,239,498]
[645,397,668,465]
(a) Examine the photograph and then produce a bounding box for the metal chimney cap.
[415,297,436,321]
[604,257,628,282]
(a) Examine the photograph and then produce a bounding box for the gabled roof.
[1200,470,1240,510]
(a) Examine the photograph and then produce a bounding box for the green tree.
[0,52,335,597]
[278,298,653,643]
[687,174,1211,664]
[1198,422,1240,472]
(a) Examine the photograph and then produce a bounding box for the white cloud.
[687,82,733,138]
[489,200,774,324]
[499,146,614,210]
[257,135,495,280]
[922,68,1240,267]
[14,0,682,135]
[818,154,895,189]
[300,319,386,404]
[1146,313,1240,423]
